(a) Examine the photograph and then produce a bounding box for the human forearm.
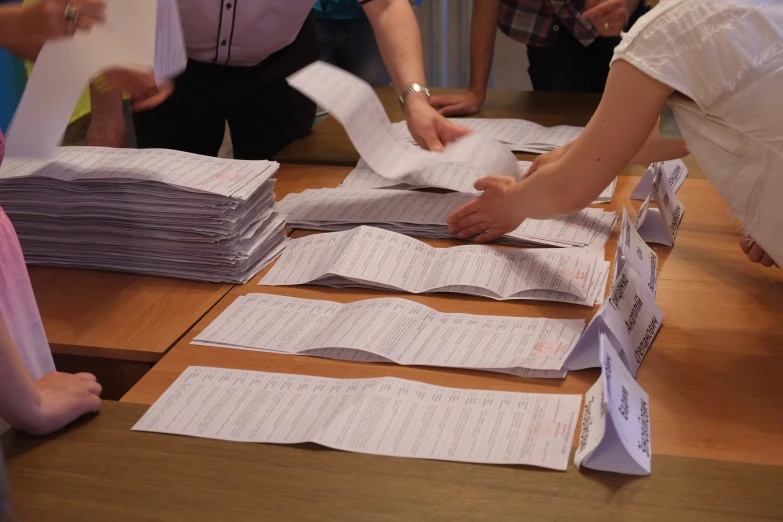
[467,0,499,96]
[0,6,29,48]
[629,123,689,165]
[363,0,427,96]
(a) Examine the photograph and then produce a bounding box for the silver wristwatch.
[399,83,431,107]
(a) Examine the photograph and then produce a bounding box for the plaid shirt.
[497,0,599,48]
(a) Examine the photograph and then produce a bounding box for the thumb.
[422,131,444,152]
[474,177,492,191]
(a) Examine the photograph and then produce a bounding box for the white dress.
[612,0,783,265]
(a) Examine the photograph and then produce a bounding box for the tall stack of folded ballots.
[279,188,616,249]
[0,147,287,283]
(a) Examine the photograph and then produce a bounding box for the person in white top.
[447,0,783,268]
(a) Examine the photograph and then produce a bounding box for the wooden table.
[122,175,783,468]
[29,164,347,398]
[4,400,783,522]
[274,88,602,167]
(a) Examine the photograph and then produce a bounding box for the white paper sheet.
[193,294,585,373]
[631,159,689,200]
[574,333,652,475]
[279,188,616,248]
[286,62,519,182]
[613,208,658,296]
[6,0,158,158]
[565,263,662,375]
[392,119,583,155]
[0,148,285,283]
[635,164,686,246]
[260,226,608,306]
[132,366,582,470]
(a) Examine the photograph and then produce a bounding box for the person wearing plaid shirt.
[432,0,648,116]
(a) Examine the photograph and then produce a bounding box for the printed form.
[278,188,616,248]
[192,294,585,373]
[133,366,582,470]
[260,226,610,306]
[342,160,616,204]
[286,62,519,182]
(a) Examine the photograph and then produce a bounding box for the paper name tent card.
[133,366,582,470]
[574,332,652,475]
[260,226,610,307]
[192,294,584,376]
[0,147,287,283]
[286,61,519,183]
[392,119,583,155]
[278,188,617,249]
[565,262,662,376]
[613,208,658,296]
[631,159,689,201]
[6,0,187,158]
[635,164,686,247]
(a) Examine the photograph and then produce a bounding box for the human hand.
[582,0,639,37]
[430,89,485,117]
[100,69,174,111]
[740,237,779,268]
[525,148,565,178]
[404,95,472,151]
[21,0,106,40]
[19,371,102,435]
[447,176,526,242]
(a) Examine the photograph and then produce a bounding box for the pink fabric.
[0,130,55,382]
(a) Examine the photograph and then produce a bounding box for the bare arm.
[430,0,500,116]
[0,312,102,435]
[363,0,472,150]
[448,60,677,241]
[363,0,427,97]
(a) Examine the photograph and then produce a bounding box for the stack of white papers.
[133,366,582,470]
[392,118,582,154]
[340,160,617,204]
[193,294,585,377]
[260,226,610,307]
[279,188,616,249]
[0,147,287,283]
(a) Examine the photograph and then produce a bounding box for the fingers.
[447,198,483,226]
[76,0,106,21]
[418,131,444,152]
[132,82,174,112]
[429,94,461,109]
[85,380,103,397]
[582,1,616,22]
[740,237,754,254]
[439,103,473,117]
[475,228,509,243]
[761,253,775,268]
[75,372,97,382]
[456,222,493,240]
[438,122,472,145]
[747,243,766,263]
[474,175,515,191]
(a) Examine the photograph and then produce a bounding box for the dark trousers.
[134,18,320,160]
[526,4,648,93]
